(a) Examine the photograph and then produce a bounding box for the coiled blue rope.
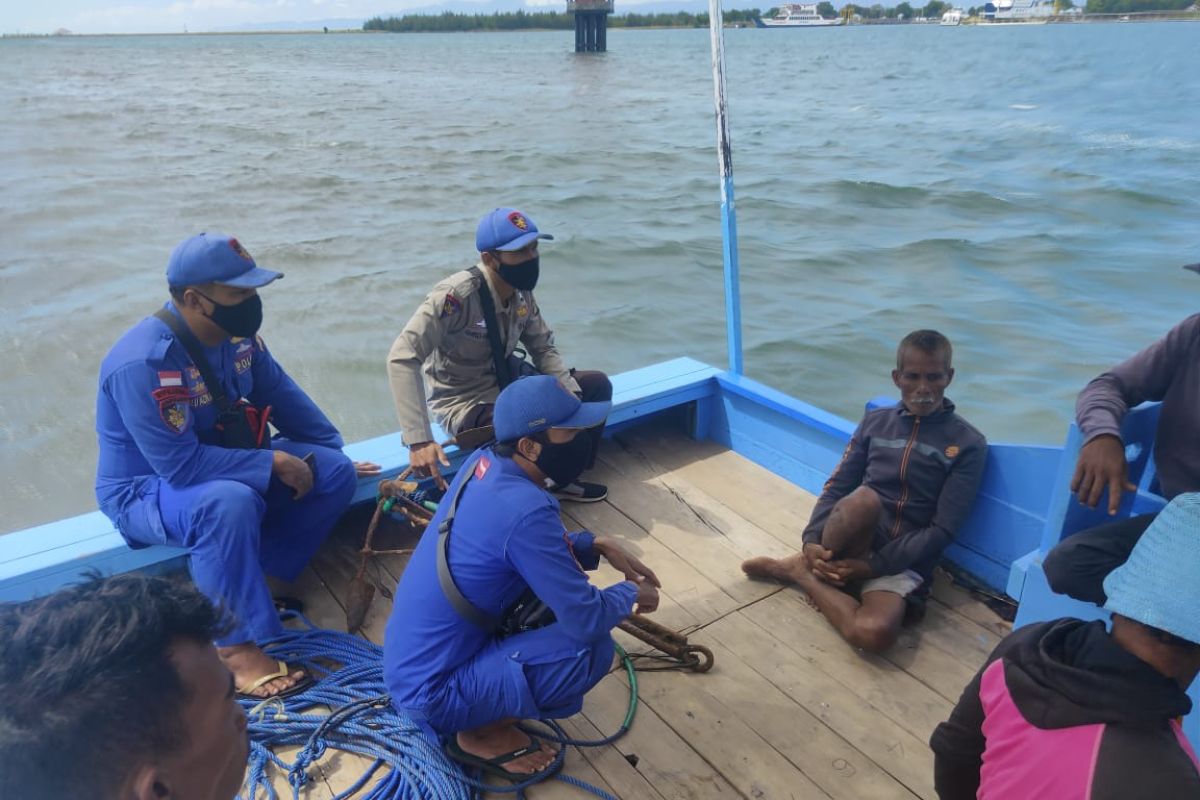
[237,615,628,800]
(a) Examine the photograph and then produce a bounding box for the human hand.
[408,441,449,490]
[353,461,382,478]
[633,577,660,615]
[802,542,834,572]
[595,536,661,588]
[1071,434,1135,515]
[819,558,873,587]
[272,450,314,499]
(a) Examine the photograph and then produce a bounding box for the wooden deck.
[272,422,1010,800]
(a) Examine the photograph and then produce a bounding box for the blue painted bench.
[1008,401,1166,621]
[0,358,721,603]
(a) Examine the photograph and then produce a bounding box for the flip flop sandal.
[444,736,560,783]
[235,660,314,701]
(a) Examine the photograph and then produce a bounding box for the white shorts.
[860,569,923,598]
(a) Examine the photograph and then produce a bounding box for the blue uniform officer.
[95,233,376,699]
[384,375,661,780]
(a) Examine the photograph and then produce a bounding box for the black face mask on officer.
[494,254,540,292]
[530,430,592,488]
[196,291,264,338]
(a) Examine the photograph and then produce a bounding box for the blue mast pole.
[707,0,743,376]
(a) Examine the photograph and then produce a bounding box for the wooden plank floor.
[269,422,1010,799]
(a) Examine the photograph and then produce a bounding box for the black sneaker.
[551,481,608,503]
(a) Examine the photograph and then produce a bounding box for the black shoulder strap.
[153,308,233,413]
[467,266,512,389]
[435,454,501,631]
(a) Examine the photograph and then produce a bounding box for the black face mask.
[533,431,593,488]
[196,291,263,338]
[496,255,540,292]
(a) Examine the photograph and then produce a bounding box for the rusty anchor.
[345,476,426,634]
[618,614,715,672]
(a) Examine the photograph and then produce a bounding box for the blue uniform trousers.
[421,624,615,737]
[126,439,356,646]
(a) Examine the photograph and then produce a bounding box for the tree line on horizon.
[362,0,1193,31]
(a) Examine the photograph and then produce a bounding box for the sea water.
[1,23,1197,532]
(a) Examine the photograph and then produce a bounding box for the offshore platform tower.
[567,0,614,52]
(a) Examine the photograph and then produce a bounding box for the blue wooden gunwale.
[3,355,1196,745]
[1,356,1056,604]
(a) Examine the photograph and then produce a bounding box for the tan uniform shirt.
[387,265,580,445]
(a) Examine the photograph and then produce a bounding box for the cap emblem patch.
[508,212,528,231]
[228,238,254,262]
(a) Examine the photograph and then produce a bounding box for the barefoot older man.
[743,330,987,653]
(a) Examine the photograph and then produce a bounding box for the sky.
[0,0,620,35]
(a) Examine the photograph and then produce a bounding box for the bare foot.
[741,554,807,584]
[219,642,305,698]
[457,720,558,775]
[790,566,826,610]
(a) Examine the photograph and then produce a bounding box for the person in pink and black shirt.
[931,493,1200,799]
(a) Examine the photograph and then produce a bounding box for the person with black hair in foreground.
[0,573,248,800]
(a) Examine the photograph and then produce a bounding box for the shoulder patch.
[441,293,463,319]
[474,456,491,480]
[152,386,191,434]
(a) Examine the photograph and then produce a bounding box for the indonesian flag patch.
[474,456,491,480]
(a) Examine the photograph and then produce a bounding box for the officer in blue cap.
[387,207,612,501]
[94,233,378,700]
[384,375,661,781]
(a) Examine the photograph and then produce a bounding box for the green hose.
[614,641,638,731]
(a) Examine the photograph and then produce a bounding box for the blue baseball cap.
[1103,492,1200,644]
[166,233,283,289]
[494,375,610,443]
[475,208,554,253]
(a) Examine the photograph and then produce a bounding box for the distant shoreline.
[4,12,1197,38]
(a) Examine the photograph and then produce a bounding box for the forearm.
[802,495,837,545]
[868,525,951,576]
[1076,374,1129,443]
[526,341,574,386]
[805,431,869,546]
[387,346,435,446]
[931,732,984,800]
[1077,316,1199,441]
[566,530,601,570]
[256,379,344,449]
[520,312,577,389]
[555,582,638,642]
[160,443,275,493]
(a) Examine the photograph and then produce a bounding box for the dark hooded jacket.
[930,618,1200,799]
[802,399,987,582]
